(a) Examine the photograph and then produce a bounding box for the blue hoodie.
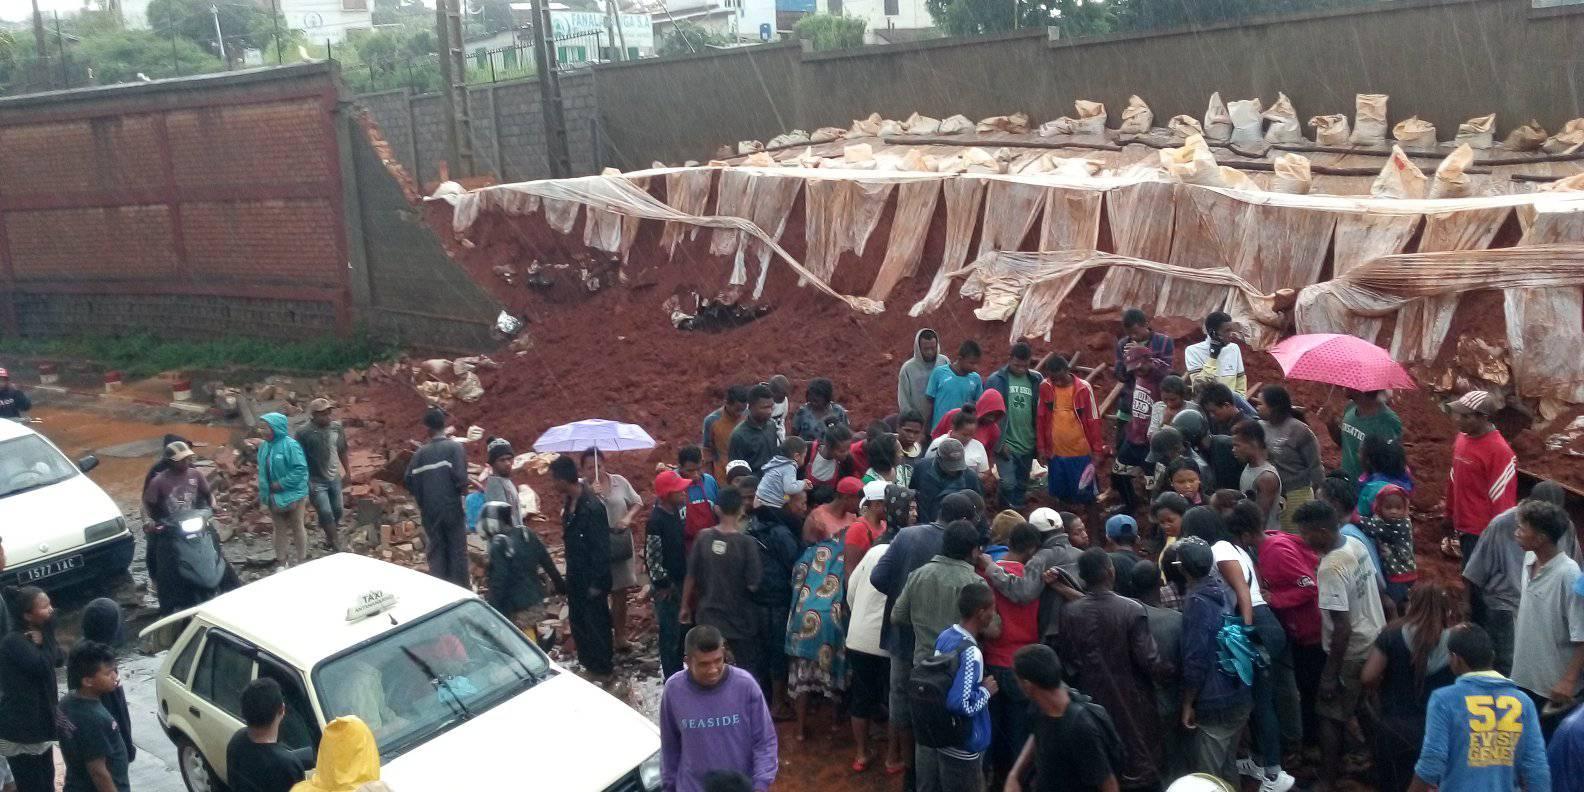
[935,624,991,758]
[1415,671,1551,792]
[257,412,309,510]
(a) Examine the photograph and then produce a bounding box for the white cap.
[861,479,889,506]
[1029,507,1064,533]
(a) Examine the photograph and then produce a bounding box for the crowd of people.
[469,310,1584,792]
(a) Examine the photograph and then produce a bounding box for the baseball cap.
[1445,390,1498,416]
[1124,344,1152,370]
[654,469,691,497]
[935,438,967,473]
[726,459,752,478]
[836,476,864,497]
[166,441,195,462]
[1105,514,1138,541]
[1174,536,1215,578]
[308,397,335,413]
[861,479,889,506]
[1146,426,1184,465]
[1029,507,1064,533]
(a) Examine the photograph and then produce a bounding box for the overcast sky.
[0,0,100,25]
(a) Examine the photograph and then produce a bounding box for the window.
[170,625,206,686]
[192,634,254,719]
[827,0,842,13]
[342,0,367,10]
[258,658,319,753]
[884,0,898,14]
[0,435,80,499]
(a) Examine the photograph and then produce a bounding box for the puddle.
[29,405,238,504]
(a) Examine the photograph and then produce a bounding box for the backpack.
[909,633,974,749]
[1072,698,1127,780]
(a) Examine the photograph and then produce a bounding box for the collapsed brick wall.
[354,70,600,187]
[0,65,353,340]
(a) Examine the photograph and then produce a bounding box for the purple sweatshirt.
[659,666,779,792]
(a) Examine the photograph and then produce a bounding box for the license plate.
[20,554,84,583]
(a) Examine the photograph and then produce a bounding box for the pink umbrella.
[1268,334,1417,392]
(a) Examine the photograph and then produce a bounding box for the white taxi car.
[0,418,133,589]
[142,553,661,792]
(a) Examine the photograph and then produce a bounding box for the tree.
[74,28,223,82]
[373,0,431,27]
[656,21,730,56]
[794,13,866,51]
[145,0,274,63]
[471,0,515,34]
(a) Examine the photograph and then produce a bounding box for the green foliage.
[471,0,516,34]
[145,0,275,62]
[0,333,398,379]
[928,0,1401,40]
[373,0,431,26]
[656,20,730,56]
[75,28,223,82]
[794,13,866,51]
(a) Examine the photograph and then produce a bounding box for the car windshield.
[0,435,79,499]
[313,600,553,759]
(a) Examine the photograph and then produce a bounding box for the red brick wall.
[0,67,351,339]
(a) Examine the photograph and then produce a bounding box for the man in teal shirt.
[1410,623,1551,792]
[986,343,1042,508]
[925,340,984,429]
[1327,389,1402,479]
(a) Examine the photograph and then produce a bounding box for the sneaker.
[1237,758,1263,778]
[1260,770,1296,792]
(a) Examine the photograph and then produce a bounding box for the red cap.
[655,469,691,497]
[836,476,864,496]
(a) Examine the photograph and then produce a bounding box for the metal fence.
[332,29,618,95]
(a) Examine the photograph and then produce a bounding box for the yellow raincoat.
[291,716,392,792]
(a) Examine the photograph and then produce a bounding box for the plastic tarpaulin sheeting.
[660,169,713,255]
[1511,205,1584,407]
[910,250,1280,346]
[804,178,896,285]
[1391,204,1511,361]
[441,173,882,314]
[1094,181,1177,313]
[869,179,943,300]
[930,178,988,294]
[975,179,1049,257]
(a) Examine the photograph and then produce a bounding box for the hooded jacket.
[80,597,136,761]
[1414,671,1551,792]
[930,389,1006,455]
[985,363,1043,454]
[754,454,806,509]
[981,531,1082,638]
[257,413,309,510]
[1180,576,1250,717]
[291,716,391,792]
[1035,375,1105,460]
[898,328,950,419]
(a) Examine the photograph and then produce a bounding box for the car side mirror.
[77,455,99,473]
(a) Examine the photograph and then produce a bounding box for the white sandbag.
[1168,115,1203,138]
[1503,119,1548,152]
[938,114,974,135]
[1455,114,1496,149]
[1203,92,1233,142]
[1393,116,1438,149]
[766,130,810,148]
[976,112,1030,134]
[897,148,929,171]
[1271,153,1313,194]
[1371,145,1428,199]
[1227,98,1264,146]
[1262,93,1303,144]
[876,119,904,137]
[849,113,882,137]
[1541,172,1584,192]
[905,112,942,135]
[741,151,776,167]
[960,147,1003,173]
[810,127,846,143]
[1071,101,1107,136]
[1542,119,1584,155]
[1309,114,1350,146]
[1350,93,1389,146]
[1119,95,1154,134]
[1217,166,1258,192]
[1038,118,1074,137]
[736,140,764,155]
[1161,134,1223,186]
[1429,144,1475,199]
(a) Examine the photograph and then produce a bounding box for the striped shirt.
[1447,429,1517,536]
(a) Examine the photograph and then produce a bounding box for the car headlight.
[85,517,128,543]
[638,750,662,791]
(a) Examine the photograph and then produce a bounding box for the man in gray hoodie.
[977,507,1083,639]
[898,328,949,419]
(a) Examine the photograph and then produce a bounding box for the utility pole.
[528,0,570,177]
[211,4,229,69]
[271,0,284,63]
[602,0,626,61]
[53,11,67,87]
[434,0,475,177]
[30,0,47,61]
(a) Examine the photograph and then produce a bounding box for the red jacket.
[1035,377,1105,460]
[1257,531,1321,647]
[1447,430,1518,536]
[930,389,1005,454]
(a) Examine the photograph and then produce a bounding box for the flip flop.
[851,758,869,773]
[884,762,906,776]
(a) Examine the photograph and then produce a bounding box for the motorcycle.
[154,508,237,613]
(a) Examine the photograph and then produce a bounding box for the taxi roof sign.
[347,589,399,623]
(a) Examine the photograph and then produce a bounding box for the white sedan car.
[142,553,661,792]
